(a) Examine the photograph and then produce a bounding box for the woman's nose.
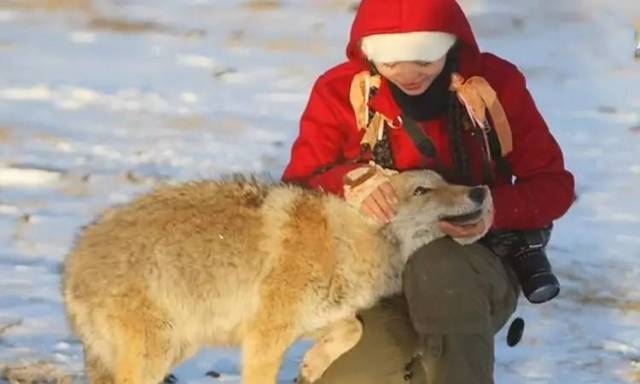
[396,72,424,83]
[393,64,423,81]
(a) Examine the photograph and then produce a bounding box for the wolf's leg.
[112,326,173,384]
[300,317,363,383]
[112,329,144,384]
[241,326,297,384]
[108,300,174,384]
[304,296,420,384]
[240,315,299,384]
[85,352,114,384]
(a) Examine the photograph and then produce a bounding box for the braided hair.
[366,45,486,186]
[446,45,474,186]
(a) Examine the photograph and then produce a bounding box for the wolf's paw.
[300,348,331,383]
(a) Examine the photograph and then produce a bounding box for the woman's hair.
[366,43,479,185]
[446,44,473,185]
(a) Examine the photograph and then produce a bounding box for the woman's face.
[374,56,448,96]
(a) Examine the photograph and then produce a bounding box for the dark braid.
[446,47,472,185]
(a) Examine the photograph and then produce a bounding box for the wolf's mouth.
[440,209,483,225]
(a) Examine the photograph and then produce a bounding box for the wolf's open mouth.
[440,209,483,225]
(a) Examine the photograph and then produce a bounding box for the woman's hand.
[344,163,399,224]
[360,181,399,223]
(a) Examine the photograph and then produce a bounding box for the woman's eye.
[381,62,397,68]
[415,61,432,67]
[413,186,433,196]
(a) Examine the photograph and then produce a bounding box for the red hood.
[346,0,480,65]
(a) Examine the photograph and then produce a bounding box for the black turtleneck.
[388,55,454,122]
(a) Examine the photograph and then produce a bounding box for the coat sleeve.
[490,67,576,230]
[281,75,362,195]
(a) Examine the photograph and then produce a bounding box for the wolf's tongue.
[440,210,483,225]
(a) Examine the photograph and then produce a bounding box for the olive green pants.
[309,237,519,384]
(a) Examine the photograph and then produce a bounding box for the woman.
[282,0,575,382]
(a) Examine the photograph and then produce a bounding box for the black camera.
[482,226,559,304]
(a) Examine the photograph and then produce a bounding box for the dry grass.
[165,115,210,131]
[0,127,13,143]
[87,17,170,34]
[242,0,281,12]
[263,39,326,54]
[562,286,640,313]
[0,319,22,336]
[625,361,640,383]
[43,0,90,10]
[58,174,92,198]
[634,20,640,60]
[86,17,205,38]
[0,0,93,12]
[0,0,198,38]
[0,361,71,384]
[306,0,358,11]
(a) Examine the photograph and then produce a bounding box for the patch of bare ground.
[0,361,72,384]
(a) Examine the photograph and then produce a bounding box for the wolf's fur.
[62,170,491,384]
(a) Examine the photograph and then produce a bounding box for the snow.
[0,0,639,383]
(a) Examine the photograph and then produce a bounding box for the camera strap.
[486,125,512,181]
[400,114,437,159]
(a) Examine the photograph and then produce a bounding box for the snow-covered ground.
[0,0,638,383]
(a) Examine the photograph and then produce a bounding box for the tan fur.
[62,170,492,384]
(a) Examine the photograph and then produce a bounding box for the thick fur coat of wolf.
[63,170,491,384]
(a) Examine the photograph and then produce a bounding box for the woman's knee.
[402,238,495,335]
[405,237,480,278]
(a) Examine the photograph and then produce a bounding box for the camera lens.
[522,272,560,304]
[512,247,560,304]
[481,226,560,304]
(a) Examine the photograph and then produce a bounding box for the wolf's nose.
[468,187,486,204]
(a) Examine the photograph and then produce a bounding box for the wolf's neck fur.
[389,213,444,260]
[323,196,406,304]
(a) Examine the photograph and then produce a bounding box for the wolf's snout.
[468,187,487,204]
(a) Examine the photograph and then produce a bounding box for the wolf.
[62,169,492,384]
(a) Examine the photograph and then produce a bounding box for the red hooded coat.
[282,0,575,230]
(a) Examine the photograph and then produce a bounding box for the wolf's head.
[387,170,492,259]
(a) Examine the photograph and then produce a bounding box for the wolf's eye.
[413,186,433,196]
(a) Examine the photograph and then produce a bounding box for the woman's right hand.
[360,181,399,223]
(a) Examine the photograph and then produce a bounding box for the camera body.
[482,226,559,304]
